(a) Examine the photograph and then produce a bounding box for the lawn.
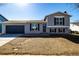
[0,34,79,55]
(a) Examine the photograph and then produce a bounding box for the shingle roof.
[46,12,71,17]
[3,20,47,24]
[44,11,71,21]
[0,14,8,21]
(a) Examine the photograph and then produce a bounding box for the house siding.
[25,23,43,34]
[2,11,71,34]
[64,16,70,26]
[47,16,54,26]
[45,13,70,34]
[2,23,6,34]
[47,15,70,26]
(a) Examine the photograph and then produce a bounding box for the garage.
[6,25,24,34]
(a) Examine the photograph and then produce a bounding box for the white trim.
[47,26,69,28]
[54,16,64,18]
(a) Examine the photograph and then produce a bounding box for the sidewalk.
[0,34,23,46]
[0,37,15,46]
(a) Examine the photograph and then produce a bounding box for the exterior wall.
[1,12,70,34]
[47,15,54,26]
[0,23,2,33]
[2,23,5,34]
[46,14,70,34]
[2,23,70,34]
[46,27,70,34]
[25,23,43,34]
[3,23,44,34]
[47,15,70,26]
[64,16,70,26]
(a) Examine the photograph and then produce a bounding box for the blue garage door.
[6,25,24,34]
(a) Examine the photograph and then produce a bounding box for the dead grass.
[0,35,79,55]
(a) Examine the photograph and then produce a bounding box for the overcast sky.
[0,3,78,22]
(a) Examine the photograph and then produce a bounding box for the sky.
[0,3,79,22]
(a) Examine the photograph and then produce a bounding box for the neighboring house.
[1,11,71,34]
[70,22,79,32]
[0,14,8,33]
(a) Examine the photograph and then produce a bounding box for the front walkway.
[0,34,22,46]
[0,38,14,46]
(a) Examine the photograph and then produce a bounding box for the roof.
[44,11,71,21]
[0,14,8,21]
[3,20,47,24]
[46,12,71,17]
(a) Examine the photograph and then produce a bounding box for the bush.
[70,31,79,34]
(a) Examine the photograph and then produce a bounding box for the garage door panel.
[6,25,24,34]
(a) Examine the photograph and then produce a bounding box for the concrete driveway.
[0,34,22,46]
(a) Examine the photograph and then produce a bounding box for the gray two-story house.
[0,11,71,34]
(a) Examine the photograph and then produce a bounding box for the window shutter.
[63,18,64,25]
[38,24,40,31]
[54,17,56,25]
[30,23,31,31]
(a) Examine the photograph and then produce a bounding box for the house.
[0,11,71,34]
[0,14,8,33]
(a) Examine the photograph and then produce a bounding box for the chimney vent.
[64,11,67,13]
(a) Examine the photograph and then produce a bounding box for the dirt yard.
[0,34,79,55]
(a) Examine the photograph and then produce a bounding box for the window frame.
[50,28,56,32]
[30,23,40,31]
[54,17,64,25]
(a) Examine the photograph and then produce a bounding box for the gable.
[0,14,8,22]
[44,11,71,21]
[47,12,71,17]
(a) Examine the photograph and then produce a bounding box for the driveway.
[0,34,22,46]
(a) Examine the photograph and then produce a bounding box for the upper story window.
[54,16,64,25]
[30,23,40,31]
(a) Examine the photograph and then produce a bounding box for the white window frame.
[31,23,38,31]
[54,16,64,25]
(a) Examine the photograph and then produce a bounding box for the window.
[43,24,46,32]
[63,28,65,32]
[58,28,65,33]
[30,23,40,31]
[54,17,64,25]
[58,28,63,32]
[62,18,65,25]
[50,28,56,32]
[60,18,63,25]
[54,18,59,25]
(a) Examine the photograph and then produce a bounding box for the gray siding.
[64,16,70,26]
[47,15,54,26]
[47,15,70,26]
[25,23,43,34]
